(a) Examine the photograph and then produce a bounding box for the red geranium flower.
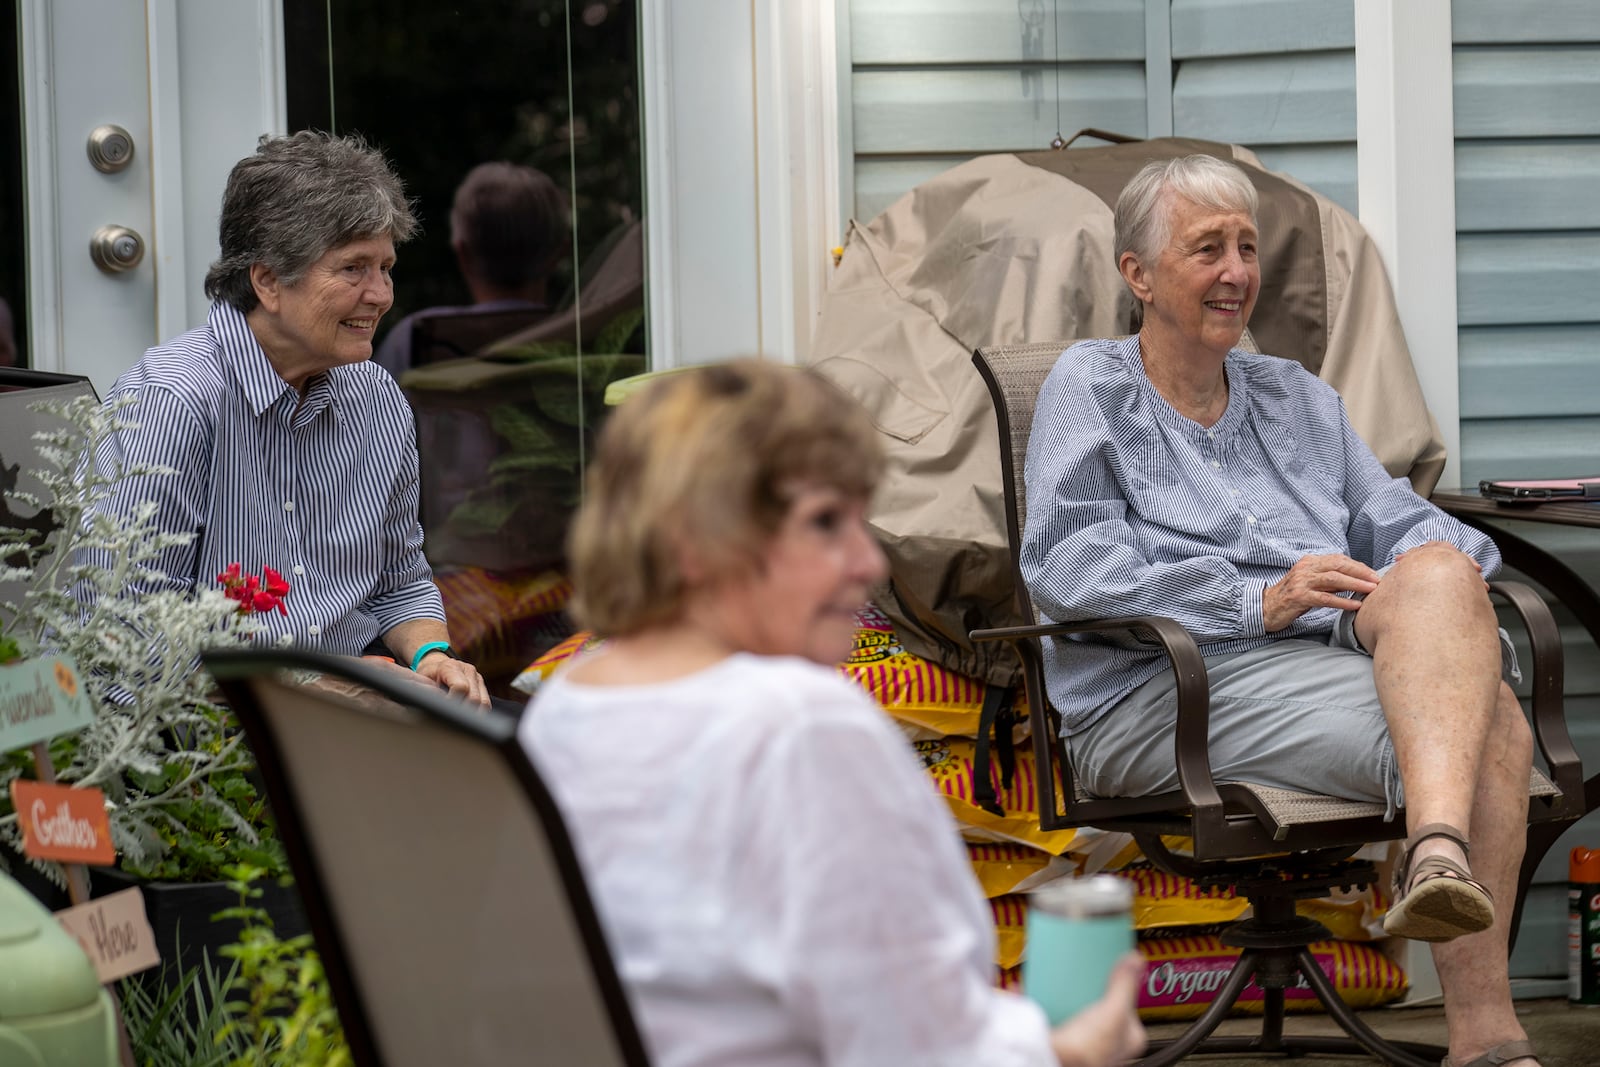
[217,562,291,616]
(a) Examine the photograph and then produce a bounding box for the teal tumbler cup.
[1023,875,1136,1024]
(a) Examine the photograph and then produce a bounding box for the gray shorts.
[1068,634,1406,820]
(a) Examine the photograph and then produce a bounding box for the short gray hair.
[204,131,418,313]
[1113,155,1258,265]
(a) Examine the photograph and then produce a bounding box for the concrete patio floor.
[1143,997,1599,1066]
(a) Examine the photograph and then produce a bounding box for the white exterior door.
[17,0,284,393]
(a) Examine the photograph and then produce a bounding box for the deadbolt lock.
[90,225,145,274]
[87,125,136,173]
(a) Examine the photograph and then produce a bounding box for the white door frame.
[18,0,285,391]
[640,0,842,369]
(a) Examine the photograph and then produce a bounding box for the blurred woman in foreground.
[517,359,1145,1067]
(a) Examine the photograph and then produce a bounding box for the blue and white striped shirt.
[93,301,444,655]
[1020,336,1499,734]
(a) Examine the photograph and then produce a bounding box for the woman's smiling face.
[702,483,888,666]
[253,235,396,378]
[1127,195,1260,359]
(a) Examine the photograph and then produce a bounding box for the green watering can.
[0,870,118,1066]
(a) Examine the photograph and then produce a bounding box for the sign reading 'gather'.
[11,779,115,866]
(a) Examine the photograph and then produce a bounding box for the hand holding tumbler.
[1024,875,1137,1024]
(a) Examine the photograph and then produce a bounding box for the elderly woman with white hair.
[1020,154,1538,1067]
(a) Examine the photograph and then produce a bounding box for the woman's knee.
[1368,543,1493,623]
[1389,541,1486,589]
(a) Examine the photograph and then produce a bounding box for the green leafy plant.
[213,864,350,1067]
[120,949,254,1067]
[118,757,288,882]
[0,394,276,883]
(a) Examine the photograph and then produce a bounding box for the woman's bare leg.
[1353,542,1535,1065]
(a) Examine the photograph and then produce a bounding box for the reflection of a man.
[373,162,568,376]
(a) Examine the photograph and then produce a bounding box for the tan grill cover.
[808,138,1445,687]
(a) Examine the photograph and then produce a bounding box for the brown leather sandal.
[1441,1038,1539,1067]
[1382,822,1495,942]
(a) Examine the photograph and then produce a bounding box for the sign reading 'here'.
[56,887,160,982]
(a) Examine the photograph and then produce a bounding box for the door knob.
[86,125,136,173]
[90,225,145,274]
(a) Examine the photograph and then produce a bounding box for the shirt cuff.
[1239,578,1270,638]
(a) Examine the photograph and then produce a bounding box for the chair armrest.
[1488,579,1585,821]
[971,615,1227,821]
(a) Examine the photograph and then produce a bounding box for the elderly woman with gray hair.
[94,130,488,706]
[1021,154,1537,1067]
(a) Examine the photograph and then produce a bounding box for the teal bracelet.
[410,641,452,671]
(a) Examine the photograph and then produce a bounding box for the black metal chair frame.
[0,367,93,391]
[967,342,1584,1067]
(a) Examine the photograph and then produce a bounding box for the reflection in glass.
[281,0,646,695]
[282,0,643,357]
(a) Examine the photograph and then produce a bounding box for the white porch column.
[639,0,840,368]
[1355,0,1462,488]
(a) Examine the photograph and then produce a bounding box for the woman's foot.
[1441,1038,1539,1067]
[1382,822,1495,942]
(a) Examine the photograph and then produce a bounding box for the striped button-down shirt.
[92,301,443,655]
[1020,336,1499,733]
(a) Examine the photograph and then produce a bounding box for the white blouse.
[519,652,1054,1067]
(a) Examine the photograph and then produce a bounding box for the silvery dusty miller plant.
[0,393,267,878]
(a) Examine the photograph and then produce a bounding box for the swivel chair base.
[1138,861,1446,1067]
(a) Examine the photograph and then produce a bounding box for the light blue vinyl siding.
[847,0,1148,222]
[1456,142,1600,231]
[851,66,1147,155]
[1169,0,1357,216]
[1452,40,1600,486]
[1169,0,1352,57]
[1453,0,1600,43]
[1457,233,1600,328]
[846,0,1359,222]
[1170,53,1355,145]
[1460,325,1600,419]
[850,0,1144,63]
[1454,49,1600,138]
[1451,1,1600,981]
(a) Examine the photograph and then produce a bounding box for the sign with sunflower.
[0,655,95,751]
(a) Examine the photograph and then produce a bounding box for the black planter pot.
[91,867,309,987]
[0,842,74,912]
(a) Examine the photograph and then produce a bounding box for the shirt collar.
[1121,334,1249,441]
[209,301,345,423]
[210,301,297,417]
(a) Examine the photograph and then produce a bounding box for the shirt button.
[1246,515,1258,524]
[307,624,322,637]
[284,500,295,512]
[292,565,306,576]
[1211,461,1222,469]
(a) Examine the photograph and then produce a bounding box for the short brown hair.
[450,162,568,289]
[569,359,884,637]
